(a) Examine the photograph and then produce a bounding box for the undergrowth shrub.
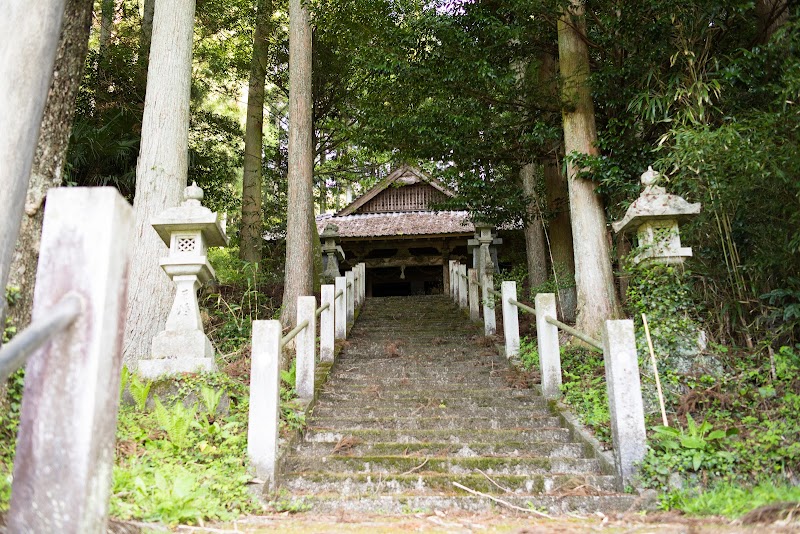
[559,346,611,445]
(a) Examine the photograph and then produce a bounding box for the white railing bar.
[315,302,330,318]
[280,318,310,349]
[0,292,83,383]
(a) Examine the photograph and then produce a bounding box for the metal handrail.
[0,293,84,382]
[335,289,343,300]
[280,319,310,349]
[508,296,602,352]
[315,302,330,318]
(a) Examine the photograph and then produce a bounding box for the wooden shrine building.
[316,166,479,297]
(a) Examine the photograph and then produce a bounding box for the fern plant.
[153,397,196,449]
[200,386,224,418]
[129,375,152,412]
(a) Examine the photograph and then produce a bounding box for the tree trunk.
[280,0,314,327]
[521,163,548,288]
[240,0,273,263]
[543,153,577,321]
[755,0,788,44]
[0,1,66,328]
[557,1,621,336]
[100,0,115,51]
[124,0,196,367]
[140,0,156,66]
[7,0,94,330]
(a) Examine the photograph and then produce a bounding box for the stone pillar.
[482,272,496,336]
[535,293,561,399]
[346,270,355,329]
[501,281,520,358]
[458,264,468,309]
[602,319,647,488]
[248,320,281,487]
[320,285,335,362]
[468,268,480,322]
[442,251,451,294]
[295,296,317,401]
[334,276,346,340]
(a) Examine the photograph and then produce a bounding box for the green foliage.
[129,374,152,413]
[201,385,224,418]
[559,347,611,445]
[280,360,297,393]
[3,286,19,343]
[518,336,539,372]
[153,398,196,450]
[662,481,800,518]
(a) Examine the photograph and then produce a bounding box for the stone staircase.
[280,295,638,514]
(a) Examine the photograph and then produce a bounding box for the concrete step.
[308,414,562,431]
[310,402,552,419]
[304,427,572,445]
[285,455,602,476]
[282,494,638,515]
[316,387,542,403]
[280,471,620,495]
[293,440,589,459]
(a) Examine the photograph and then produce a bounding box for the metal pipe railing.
[0,293,83,383]
[335,289,343,300]
[315,302,330,318]
[545,316,603,351]
[280,318,310,349]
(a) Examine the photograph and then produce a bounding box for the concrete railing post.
[346,270,355,329]
[535,293,561,399]
[602,319,647,488]
[9,188,133,533]
[359,263,366,305]
[248,320,281,488]
[468,268,480,322]
[482,272,496,336]
[450,261,457,303]
[335,276,347,340]
[320,285,335,362]
[458,264,468,309]
[501,281,520,358]
[352,265,360,307]
[296,296,317,400]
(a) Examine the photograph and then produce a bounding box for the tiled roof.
[316,211,475,239]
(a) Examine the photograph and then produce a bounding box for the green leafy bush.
[559,347,611,445]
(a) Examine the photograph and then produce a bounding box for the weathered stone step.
[308,414,562,431]
[293,440,588,459]
[305,427,571,444]
[280,471,619,495]
[284,493,638,515]
[317,387,540,402]
[310,401,551,419]
[285,455,602,476]
[323,376,509,390]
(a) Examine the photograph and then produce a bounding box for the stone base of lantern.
[138,330,217,379]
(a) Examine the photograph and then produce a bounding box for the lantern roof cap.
[151,182,229,247]
[612,167,701,235]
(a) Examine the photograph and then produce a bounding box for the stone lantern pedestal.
[138,183,229,379]
[320,223,345,284]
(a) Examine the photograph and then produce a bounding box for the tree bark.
[0,1,66,328]
[124,0,196,367]
[140,0,156,66]
[557,1,621,336]
[521,163,548,288]
[100,0,115,51]
[543,153,577,321]
[240,0,273,263]
[6,0,94,330]
[280,0,315,327]
[755,0,788,44]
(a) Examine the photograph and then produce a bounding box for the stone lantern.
[138,182,229,379]
[612,167,701,265]
[469,221,502,275]
[320,223,345,283]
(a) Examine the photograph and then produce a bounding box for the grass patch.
[663,480,800,518]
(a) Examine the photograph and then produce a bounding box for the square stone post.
[468,268,480,321]
[346,271,355,329]
[602,319,647,488]
[482,272,496,336]
[501,281,520,358]
[334,276,347,340]
[9,188,133,533]
[458,264,468,309]
[320,285,335,362]
[359,263,366,306]
[296,296,317,401]
[535,293,561,399]
[248,320,281,488]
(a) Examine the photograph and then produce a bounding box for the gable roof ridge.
[336,165,453,216]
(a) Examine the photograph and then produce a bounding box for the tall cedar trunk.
[539,51,577,321]
[557,2,621,336]
[124,0,196,367]
[280,0,314,327]
[240,0,273,263]
[7,0,94,330]
[0,1,66,328]
[756,0,788,44]
[100,0,115,50]
[140,0,155,66]
[521,163,548,287]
